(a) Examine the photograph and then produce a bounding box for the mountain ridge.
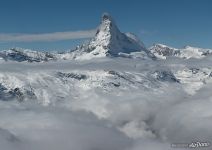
[150,43,212,59]
[0,13,211,62]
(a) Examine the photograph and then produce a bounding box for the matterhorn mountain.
[69,13,155,60]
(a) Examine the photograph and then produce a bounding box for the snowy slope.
[0,59,176,105]
[1,57,211,104]
[150,44,212,59]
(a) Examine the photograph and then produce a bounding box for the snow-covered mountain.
[1,14,211,62]
[0,13,155,61]
[65,13,155,60]
[1,53,212,104]
[150,44,212,59]
[0,48,56,62]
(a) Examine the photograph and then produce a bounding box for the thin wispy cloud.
[0,29,96,42]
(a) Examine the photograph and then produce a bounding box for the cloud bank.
[0,57,212,150]
[0,29,96,42]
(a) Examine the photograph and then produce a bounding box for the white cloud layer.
[0,57,212,150]
[0,29,96,42]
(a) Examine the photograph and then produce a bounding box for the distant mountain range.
[0,13,211,62]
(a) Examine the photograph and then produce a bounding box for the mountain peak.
[102,13,113,22]
[72,13,152,60]
[97,13,120,39]
[101,13,116,28]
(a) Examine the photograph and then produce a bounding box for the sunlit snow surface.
[0,56,212,150]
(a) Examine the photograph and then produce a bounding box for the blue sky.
[0,0,211,51]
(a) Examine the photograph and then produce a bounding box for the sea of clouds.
[0,57,212,150]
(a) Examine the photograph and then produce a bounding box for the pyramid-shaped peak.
[99,13,118,31]
[72,13,152,60]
